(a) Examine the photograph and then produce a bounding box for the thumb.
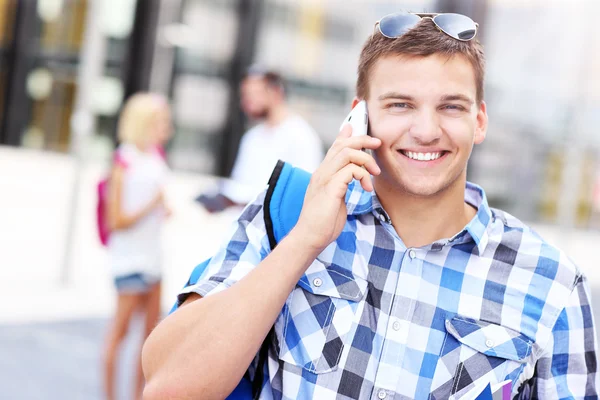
[338,123,353,138]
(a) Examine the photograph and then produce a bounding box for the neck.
[374,176,477,248]
[265,103,290,127]
[134,142,151,153]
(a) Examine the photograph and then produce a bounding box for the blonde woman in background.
[103,93,171,400]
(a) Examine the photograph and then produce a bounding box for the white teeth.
[403,151,443,161]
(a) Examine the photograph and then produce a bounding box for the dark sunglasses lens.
[433,13,477,40]
[379,13,422,38]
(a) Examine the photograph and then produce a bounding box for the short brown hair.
[357,18,486,104]
[244,65,286,95]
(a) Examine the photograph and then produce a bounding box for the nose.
[408,109,442,145]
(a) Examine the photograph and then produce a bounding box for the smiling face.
[365,53,488,198]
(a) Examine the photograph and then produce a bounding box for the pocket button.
[377,389,387,399]
[485,339,494,348]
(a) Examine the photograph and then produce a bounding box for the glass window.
[11,0,138,152]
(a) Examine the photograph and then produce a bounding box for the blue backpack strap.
[170,160,309,314]
[264,160,311,249]
[249,160,311,398]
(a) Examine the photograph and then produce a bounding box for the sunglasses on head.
[374,12,478,42]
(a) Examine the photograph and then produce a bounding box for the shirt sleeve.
[177,190,272,305]
[534,274,599,399]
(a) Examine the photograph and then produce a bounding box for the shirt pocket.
[274,259,368,374]
[430,316,533,400]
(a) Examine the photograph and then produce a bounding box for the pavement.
[0,318,146,400]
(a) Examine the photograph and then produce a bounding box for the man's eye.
[390,103,409,109]
[442,104,465,111]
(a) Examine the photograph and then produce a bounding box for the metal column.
[108,0,162,143]
[122,0,161,98]
[217,0,264,177]
[0,0,39,146]
[60,0,107,285]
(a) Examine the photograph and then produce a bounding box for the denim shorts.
[114,273,161,293]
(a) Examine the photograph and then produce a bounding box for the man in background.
[199,66,324,212]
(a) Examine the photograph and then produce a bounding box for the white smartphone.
[339,100,368,137]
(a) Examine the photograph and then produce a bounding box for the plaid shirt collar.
[344,180,492,255]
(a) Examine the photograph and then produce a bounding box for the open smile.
[398,150,450,163]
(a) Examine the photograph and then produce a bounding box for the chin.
[403,183,444,197]
[397,175,455,197]
[247,109,269,120]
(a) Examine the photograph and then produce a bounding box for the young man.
[142,14,599,399]
[200,67,324,212]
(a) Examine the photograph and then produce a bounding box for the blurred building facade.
[0,0,599,228]
[475,0,600,228]
[0,0,142,152]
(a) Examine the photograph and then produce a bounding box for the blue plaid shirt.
[179,180,599,399]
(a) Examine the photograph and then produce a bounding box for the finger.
[338,123,353,138]
[324,134,381,163]
[323,147,380,178]
[323,124,354,162]
[332,164,374,193]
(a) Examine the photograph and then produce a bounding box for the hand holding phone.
[288,100,379,252]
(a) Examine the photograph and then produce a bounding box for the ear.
[474,101,488,145]
[351,97,361,109]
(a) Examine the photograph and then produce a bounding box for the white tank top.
[107,144,169,278]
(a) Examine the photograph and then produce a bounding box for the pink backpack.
[96,151,127,246]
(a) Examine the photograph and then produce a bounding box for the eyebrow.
[377,92,415,101]
[378,92,475,105]
[440,94,475,105]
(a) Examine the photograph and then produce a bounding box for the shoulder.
[488,208,581,323]
[150,146,169,167]
[489,207,581,285]
[236,124,265,152]
[237,191,270,239]
[485,208,583,345]
[286,116,319,138]
[114,144,135,168]
[243,123,265,140]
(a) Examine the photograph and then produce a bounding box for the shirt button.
[392,320,402,331]
[378,213,387,223]
[313,278,323,287]
[485,339,494,348]
[377,389,387,399]
[408,249,417,259]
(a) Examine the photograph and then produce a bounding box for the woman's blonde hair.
[117,92,169,145]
